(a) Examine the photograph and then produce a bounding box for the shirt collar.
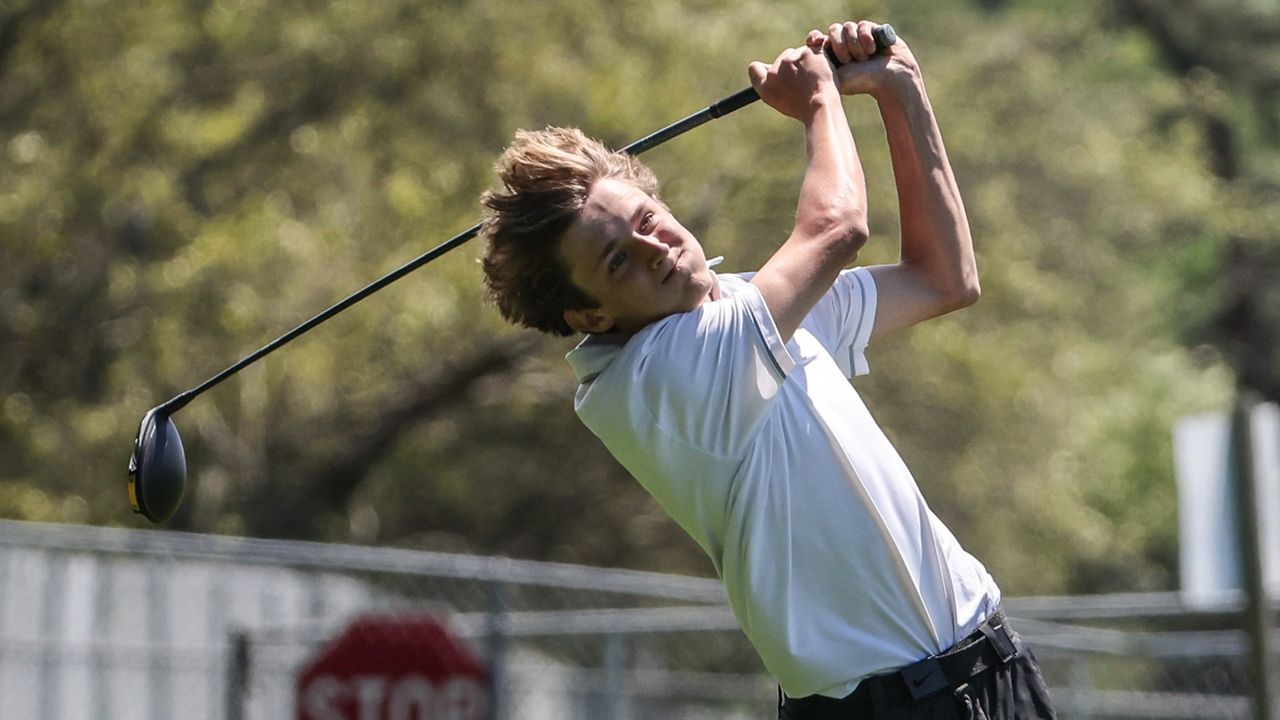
[565,259,726,384]
[565,333,619,385]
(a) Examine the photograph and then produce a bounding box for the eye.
[608,250,628,274]
[638,212,655,234]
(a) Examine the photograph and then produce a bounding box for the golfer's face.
[560,178,715,335]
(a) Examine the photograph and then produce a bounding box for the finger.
[857,20,878,57]
[852,22,873,62]
[827,22,853,65]
[747,61,769,91]
[844,20,875,61]
[806,29,825,51]
[781,46,807,66]
[843,21,872,62]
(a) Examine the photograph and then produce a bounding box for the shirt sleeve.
[800,266,877,378]
[629,277,796,459]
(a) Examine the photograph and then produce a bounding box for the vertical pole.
[92,558,114,718]
[1232,391,1275,720]
[225,630,248,720]
[0,548,8,710]
[208,567,228,720]
[1070,655,1093,720]
[602,633,631,720]
[486,583,507,720]
[146,560,172,720]
[39,552,67,720]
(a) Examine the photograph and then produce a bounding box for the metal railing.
[0,518,1271,719]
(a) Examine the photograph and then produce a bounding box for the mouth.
[662,251,682,284]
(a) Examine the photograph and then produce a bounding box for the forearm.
[748,38,870,340]
[792,91,869,251]
[877,75,978,305]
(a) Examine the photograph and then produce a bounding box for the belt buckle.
[899,657,949,700]
[979,621,1018,664]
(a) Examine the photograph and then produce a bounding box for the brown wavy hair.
[480,127,660,336]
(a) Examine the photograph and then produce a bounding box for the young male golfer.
[481,20,1056,720]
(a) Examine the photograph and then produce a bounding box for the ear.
[564,307,615,335]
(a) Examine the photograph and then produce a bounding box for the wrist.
[804,85,844,120]
[871,68,927,107]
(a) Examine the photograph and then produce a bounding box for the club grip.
[708,86,763,119]
[823,23,897,67]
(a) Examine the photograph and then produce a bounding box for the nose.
[634,233,670,269]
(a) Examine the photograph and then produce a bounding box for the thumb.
[748,61,769,92]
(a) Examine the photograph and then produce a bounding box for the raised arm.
[829,22,979,340]
[747,33,870,342]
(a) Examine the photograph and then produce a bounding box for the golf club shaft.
[157,24,899,415]
[156,88,763,415]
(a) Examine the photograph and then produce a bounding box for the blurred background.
[1,0,1278,717]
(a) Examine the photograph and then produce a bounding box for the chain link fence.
[0,519,1273,719]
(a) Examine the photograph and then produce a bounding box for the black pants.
[778,617,1057,720]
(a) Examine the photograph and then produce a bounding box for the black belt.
[781,610,1019,718]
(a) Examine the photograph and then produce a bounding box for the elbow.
[833,212,870,261]
[845,222,870,260]
[798,206,868,263]
[944,274,981,312]
[920,264,980,315]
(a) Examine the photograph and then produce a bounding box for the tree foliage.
[3,0,1268,595]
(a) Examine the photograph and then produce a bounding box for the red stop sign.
[296,614,490,720]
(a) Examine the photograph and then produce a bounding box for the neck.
[589,275,723,344]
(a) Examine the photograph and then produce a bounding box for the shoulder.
[571,273,793,458]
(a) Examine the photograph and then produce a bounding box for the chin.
[690,274,715,301]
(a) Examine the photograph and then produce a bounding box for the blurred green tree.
[0,0,1247,595]
[1113,0,1280,401]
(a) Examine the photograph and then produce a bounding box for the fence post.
[145,560,173,720]
[1069,655,1092,720]
[92,559,114,719]
[1232,392,1275,720]
[225,629,249,720]
[486,582,507,720]
[39,553,67,720]
[603,632,632,720]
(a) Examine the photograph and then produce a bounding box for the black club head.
[127,407,187,523]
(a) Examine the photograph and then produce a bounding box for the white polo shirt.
[565,268,1000,698]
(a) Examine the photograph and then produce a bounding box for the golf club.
[127,25,897,523]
